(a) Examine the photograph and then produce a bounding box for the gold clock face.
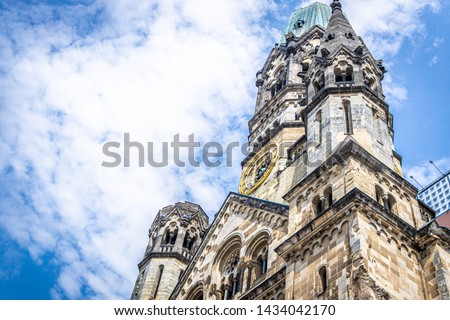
[239,143,279,195]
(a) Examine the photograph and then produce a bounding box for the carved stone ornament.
[351,251,391,300]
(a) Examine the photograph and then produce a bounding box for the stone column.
[382,194,389,210]
[238,267,245,294]
[320,196,326,213]
[247,264,253,290]
[174,225,187,250]
[231,276,238,298]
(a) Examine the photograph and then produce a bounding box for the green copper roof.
[281,2,332,44]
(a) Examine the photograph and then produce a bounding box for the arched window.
[324,187,333,208]
[375,186,384,205]
[387,194,398,214]
[318,266,328,294]
[192,291,204,300]
[301,61,310,72]
[363,67,377,91]
[335,63,354,83]
[255,247,268,279]
[244,232,270,291]
[213,236,243,300]
[186,283,205,300]
[151,265,164,299]
[163,226,178,246]
[343,100,353,135]
[182,228,197,251]
[313,196,324,216]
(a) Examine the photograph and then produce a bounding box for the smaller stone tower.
[131,202,209,300]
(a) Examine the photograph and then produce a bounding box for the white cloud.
[0,0,273,299]
[340,0,442,57]
[405,158,450,189]
[382,73,408,106]
[343,0,444,105]
[433,37,444,48]
[429,55,439,67]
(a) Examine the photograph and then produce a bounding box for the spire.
[331,0,342,12]
[320,0,364,56]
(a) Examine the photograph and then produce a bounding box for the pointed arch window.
[187,283,205,300]
[363,67,377,91]
[163,227,178,246]
[343,101,353,135]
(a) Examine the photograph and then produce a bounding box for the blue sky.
[0,0,449,299]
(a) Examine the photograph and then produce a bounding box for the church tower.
[270,0,445,300]
[131,202,208,299]
[133,0,450,301]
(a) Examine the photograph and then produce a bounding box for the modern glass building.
[417,171,450,217]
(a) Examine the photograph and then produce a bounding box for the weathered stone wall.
[421,242,450,299]
[284,218,353,299]
[138,258,187,300]
[358,213,426,299]
[306,94,395,174]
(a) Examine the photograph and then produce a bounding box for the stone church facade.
[131,1,450,300]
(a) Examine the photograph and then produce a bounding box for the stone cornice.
[276,188,418,258]
[304,85,389,117]
[138,251,189,269]
[417,221,450,250]
[226,192,289,216]
[283,138,417,201]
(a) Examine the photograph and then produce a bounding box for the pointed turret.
[320,0,364,56]
[131,202,209,300]
[300,0,397,173]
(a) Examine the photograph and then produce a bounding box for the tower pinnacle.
[331,0,342,12]
[320,0,362,54]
